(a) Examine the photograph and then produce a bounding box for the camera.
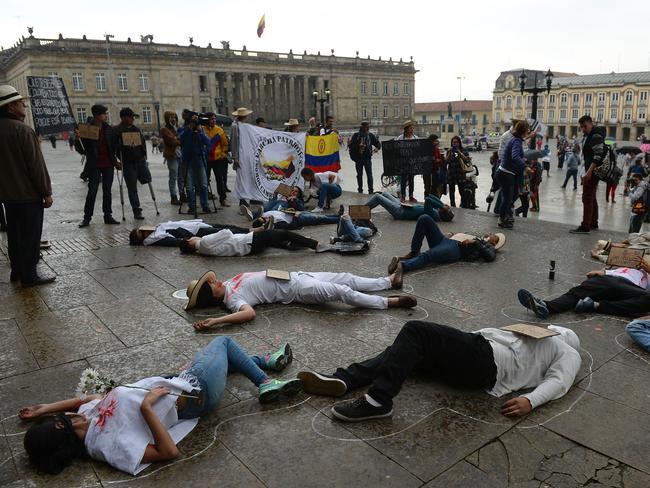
[182,109,210,127]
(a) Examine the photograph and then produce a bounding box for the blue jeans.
[365,192,441,221]
[295,213,340,226]
[401,215,461,272]
[338,215,372,243]
[630,213,646,233]
[496,169,516,221]
[264,198,289,212]
[318,182,342,208]
[165,157,183,198]
[562,169,578,190]
[626,319,650,352]
[185,159,209,210]
[365,192,404,218]
[178,336,268,419]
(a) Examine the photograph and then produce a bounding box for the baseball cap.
[119,107,139,118]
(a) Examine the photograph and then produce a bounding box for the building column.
[273,74,281,124]
[303,76,311,121]
[242,73,250,109]
[225,73,234,114]
[288,75,296,119]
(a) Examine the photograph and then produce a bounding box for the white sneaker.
[312,207,323,213]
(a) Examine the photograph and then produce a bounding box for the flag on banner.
[257,14,266,38]
[235,123,306,201]
[305,133,341,173]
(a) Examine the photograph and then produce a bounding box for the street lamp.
[153,101,161,133]
[519,68,554,147]
[312,88,331,125]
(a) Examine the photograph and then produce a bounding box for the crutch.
[116,167,126,221]
[147,181,160,215]
[202,152,218,213]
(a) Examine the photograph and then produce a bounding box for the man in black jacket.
[570,115,606,234]
[349,122,381,194]
[75,104,120,227]
[114,107,151,220]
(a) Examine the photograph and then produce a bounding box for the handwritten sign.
[382,139,433,177]
[121,132,141,147]
[349,205,371,220]
[500,324,560,339]
[77,123,100,141]
[275,183,293,198]
[26,76,75,136]
[607,245,645,268]
[266,269,291,281]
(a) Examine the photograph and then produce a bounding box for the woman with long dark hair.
[496,120,529,229]
[445,135,472,207]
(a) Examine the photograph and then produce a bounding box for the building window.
[526,111,532,119]
[138,73,149,92]
[584,108,592,117]
[199,75,208,92]
[585,93,593,105]
[527,95,533,107]
[572,93,580,105]
[597,92,606,104]
[482,114,488,125]
[403,105,410,117]
[610,108,618,120]
[393,82,398,95]
[538,95,544,107]
[515,95,522,108]
[383,82,388,96]
[505,96,512,109]
[495,112,501,123]
[596,108,604,122]
[624,90,634,104]
[383,105,389,118]
[611,92,619,104]
[548,109,555,122]
[571,109,579,120]
[361,105,367,119]
[640,91,648,104]
[142,106,152,124]
[394,105,399,118]
[623,109,632,122]
[371,82,378,95]
[72,72,85,91]
[95,72,107,91]
[560,93,568,105]
[372,105,378,118]
[361,81,367,95]
[421,114,427,124]
[76,106,87,123]
[403,82,409,96]
[548,94,556,105]
[495,96,502,109]
[559,109,567,120]
[117,73,128,91]
[639,108,647,120]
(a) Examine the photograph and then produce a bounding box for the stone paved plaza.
[1,143,649,488]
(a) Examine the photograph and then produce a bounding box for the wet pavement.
[0,143,649,487]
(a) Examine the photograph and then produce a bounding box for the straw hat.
[232,107,253,117]
[0,85,28,108]
[184,271,215,310]
[492,232,506,251]
[284,118,300,126]
[402,120,416,129]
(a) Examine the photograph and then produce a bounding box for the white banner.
[235,124,306,201]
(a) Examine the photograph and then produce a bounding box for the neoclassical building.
[0,34,416,134]
[493,69,650,141]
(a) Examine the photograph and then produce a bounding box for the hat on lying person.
[232,107,253,117]
[184,271,216,310]
[548,326,580,351]
[492,232,506,251]
[0,85,28,108]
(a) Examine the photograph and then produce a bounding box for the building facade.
[493,69,650,141]
[0,34,416,134]
[414,100,493,138]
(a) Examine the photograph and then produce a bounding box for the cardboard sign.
[275,183,293,198]
[349,205,371,220]
[382,138,434,177]
[26,76,75,136]
[266,269,291,281]
[121,132,141,147]
[500,324,560,339]
[449,233,476,243]
[606,245,645,269]
[138,226,156,232]
[77,123,100,140]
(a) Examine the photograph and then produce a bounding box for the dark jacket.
[113,123,147,163]
[582,126,606,168]
[180,128,210,163]
[74,121,118,167]
[500,136,526,175]
[349,131,381,162]
[0,115,52,202]
[161,111,181,159]
[459,238,496,262]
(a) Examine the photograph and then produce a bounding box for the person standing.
[320,115,338,135]
[349,122,381,194]
[204,113,230,207]
[76,104,121,227]
[396,121,418,203]
[230,107,253,212]
[561,144,580,191]
[628,173,648,233]
[160,111,183,205]
[0,85,55,286]
[48,134,57,149]
[496,120,529,229]
[605,165,623,203]
[424,134,446,198]
[446,135,472,208]
[570,115,606,234]
[180,115,211,214]
[114,108,151,220]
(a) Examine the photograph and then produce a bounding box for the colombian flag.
[257,15,265,38]
[305,133,341,173]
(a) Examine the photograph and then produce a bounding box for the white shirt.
[143,219,211,246]
[605,267,649,289]
[396,134,419,140]
[78,376,198,475]
[224,271,296,312]
[474,328,581,409]
[196,229,253,256]
[262,210,294,225]
[313,171,342,188]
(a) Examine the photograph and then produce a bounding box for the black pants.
[122,160,152,214]
[448,182,463,207]
[355,159,373,192]
[333,321,497,407]
[208,159,229,202]
[250,229,317,254]
[4,201,44,283]
[84,166,114,219]
[153,224,250,247]
[546,275,650,318]
[400,174,415,199]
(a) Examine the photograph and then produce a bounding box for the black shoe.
[226,187,232,193]
[202,207,212,214]
[368,189,374,194]
[298,371,347,397]
[592,224,599,230]
[357,189,363,194]
[78,219,91,228]
[22,275,56,288]
[134,213,145,220]
[180,194,188,203]
[171,196,180,205]
[337,205,345,216]
[104,216,120,225]
[569,226,590,234]
[331,397,393,422]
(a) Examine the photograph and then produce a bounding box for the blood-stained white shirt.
[605,267,649,289]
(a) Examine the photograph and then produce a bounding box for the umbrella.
[215,114,233,127]
[617,146,642,155]
[524,149,544,159]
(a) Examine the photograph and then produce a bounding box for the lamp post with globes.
[519,68,554,148]
[153,101,161,133]
[312,88,331,124]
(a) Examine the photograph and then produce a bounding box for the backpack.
[593,144,618,182]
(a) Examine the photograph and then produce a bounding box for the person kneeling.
[298,320,581,422]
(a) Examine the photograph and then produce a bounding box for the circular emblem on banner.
[317,138,326,154]
[253,134,305,200]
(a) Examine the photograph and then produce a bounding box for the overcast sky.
[3,0,649,102]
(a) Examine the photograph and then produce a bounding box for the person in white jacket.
[297,320,581,422]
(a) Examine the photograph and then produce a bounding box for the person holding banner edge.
[349,122,381,194]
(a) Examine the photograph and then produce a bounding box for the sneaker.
[337,205,345,216]
[409,197,417,203]
[312,207,323,214]
[331,397,393,422]
[241,204,254,221]
[239,202,250,215]
[262,343,293,372]
[399,197,406,203]
[252,207,264,220]
[569,226,590,234]
[297,371,347,397]
[517,289,549,319]
[258,378,303,404]
[315,243,334,253]
[263,215,275,230]
[575,297,596,313]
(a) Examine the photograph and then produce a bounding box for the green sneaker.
[262,343,293,372]
[258,378,303,404]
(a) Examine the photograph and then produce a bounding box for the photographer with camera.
[349,121,381,194]
[180,113,212,214]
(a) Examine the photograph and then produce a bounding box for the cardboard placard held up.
[275,183,293,198]
[266,269,291,281]
[121,132,141,147]
[77,123,100,140]
[500,323,560,339]
[349,205,371,220]
[606,245,645,269]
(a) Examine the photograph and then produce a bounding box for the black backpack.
[593,144,617,182]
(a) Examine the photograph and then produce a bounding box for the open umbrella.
[524,149,544,159]
[616,146,642,155]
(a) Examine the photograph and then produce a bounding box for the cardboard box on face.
[500,323,560,339]
[349,205,371,220]
[266,269,291,281]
